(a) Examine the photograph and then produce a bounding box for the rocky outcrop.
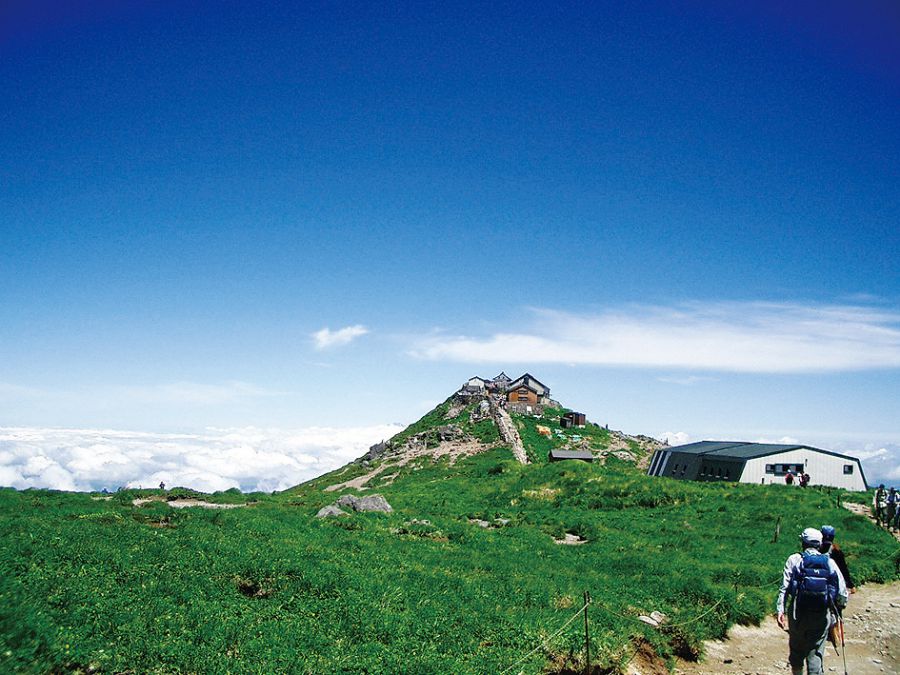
[317,493,394,517]
[335,493,393,513]
[316,504,348,518]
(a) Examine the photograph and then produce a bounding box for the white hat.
[801,527,822,547]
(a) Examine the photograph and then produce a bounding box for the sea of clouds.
[0,424,402,493]
[2,423,896,494]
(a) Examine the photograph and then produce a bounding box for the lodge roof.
[667,441,861,462]
[549,449,594,461]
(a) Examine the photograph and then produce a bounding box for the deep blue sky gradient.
[2,1,899,482]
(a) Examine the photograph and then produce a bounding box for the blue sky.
[2,1,899,490]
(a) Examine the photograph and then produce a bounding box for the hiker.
[886,488,898,532]
[777,527,848,675]
[873,485,887,526]
[819,525,855,594]
[785,470,795,485]
[798,472,810,488]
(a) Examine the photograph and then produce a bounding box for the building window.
[766,464,775,474]
[715,467,721,477]
[725,468,731,479]
[843,464,854,475]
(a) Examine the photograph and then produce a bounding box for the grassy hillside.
[2,446,897,674]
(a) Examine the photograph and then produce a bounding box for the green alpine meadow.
[2,398,898,674]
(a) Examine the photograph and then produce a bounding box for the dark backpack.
[789,552,838,614]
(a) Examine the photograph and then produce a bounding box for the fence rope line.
[499,599,590,675]
[500,579,781,674]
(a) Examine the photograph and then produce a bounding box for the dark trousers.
[788,609,829,675]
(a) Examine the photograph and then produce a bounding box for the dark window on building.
[725,468,731,478]
[795,464,804,473]
[766,464,775,474]
[843,464,854,475]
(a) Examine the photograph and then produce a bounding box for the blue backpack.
[789,552,838,614]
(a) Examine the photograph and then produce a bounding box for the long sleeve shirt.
[776,547,848,615]
[827,544,855,589]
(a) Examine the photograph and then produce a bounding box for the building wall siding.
[507,387,538,405]
[740,449,866,491]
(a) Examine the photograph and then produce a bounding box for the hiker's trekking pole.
[832,605,847,675]
[838,612,848,675]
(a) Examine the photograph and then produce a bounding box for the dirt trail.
[325,438,487,492]
[674,582,900,675]
[490,399,528,465]
[843,501,900,543]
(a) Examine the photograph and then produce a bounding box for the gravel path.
[674,581,900,675]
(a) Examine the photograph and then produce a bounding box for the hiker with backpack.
[873,484,887,526]
[886,488,898,533]
[776,527,848,675]
[819,525,855,594]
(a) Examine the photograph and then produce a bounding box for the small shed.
[549,449,594,463]
[562,411,586,427]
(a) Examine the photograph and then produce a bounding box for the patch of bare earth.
[553,533,587,545]
[324,438,490,492]
[674,582,900,675]
[131,497,246,509]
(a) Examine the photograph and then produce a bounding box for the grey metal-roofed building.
[647,441,867,491]
[549,449,594,463]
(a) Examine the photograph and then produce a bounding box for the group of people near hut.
[777,525,854,675]
[783,469,811,487]
[872,484,900,531]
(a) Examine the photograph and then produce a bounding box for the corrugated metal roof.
[549,449,594,461]
[667,441,859,462]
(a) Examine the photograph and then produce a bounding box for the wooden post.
[583,591,591,675]
[772,515,782,543]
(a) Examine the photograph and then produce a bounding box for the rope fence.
[499,598,590,675]
[499,579,783,674]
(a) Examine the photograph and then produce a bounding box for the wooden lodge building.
[459,372,555,413]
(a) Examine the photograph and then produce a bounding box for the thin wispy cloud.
[0,381,280,407]
[0,424,403,493]
[411,302,900,373]
[657,375,716,386]
[312,325,369,350]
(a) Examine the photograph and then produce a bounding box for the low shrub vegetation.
[1,441,897,673]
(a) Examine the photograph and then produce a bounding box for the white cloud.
[657,375,716,386]
[0,424,403,493]
[0,380,280,407]
[312,325,369,350]
[411,302,900,373]
[661,431,692,446]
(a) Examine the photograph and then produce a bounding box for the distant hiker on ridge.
[777,527,848,675]
[886,488,898,532]
[873,485,887,526]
